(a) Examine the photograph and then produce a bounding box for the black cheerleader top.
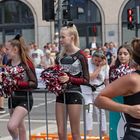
[124,70,140,123]
[7,60,37,97]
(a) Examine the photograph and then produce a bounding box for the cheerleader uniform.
[55,50,89,104]
[8,60,37,111]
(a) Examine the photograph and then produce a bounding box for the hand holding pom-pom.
[0,66,24,97]
[40,65,67,96]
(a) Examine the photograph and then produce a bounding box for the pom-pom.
[0,66,24,97]
[40,65,66,96]
[110,64,135,82]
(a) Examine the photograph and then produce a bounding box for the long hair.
[131,38,140,65]
[0,44,4,66]
[59,24,80,58]
[8,34,34,69]
[115,44,133,67]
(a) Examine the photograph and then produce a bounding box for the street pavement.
[0,92,109,140]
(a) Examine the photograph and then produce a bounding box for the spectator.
[31,43,44,67]
[40,50,55,69]
[82,51,109,135]
[102,45,113,66]
[88,36,97,55]
[108,42,118,66]
[83,48,92,58]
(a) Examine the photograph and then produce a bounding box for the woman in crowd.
[40,49,55,69]
[109,44,135,82]
[55,23,89,140]
[4,34,37,140]
[95,38,140,140]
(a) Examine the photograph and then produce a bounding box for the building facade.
[0,0,140,49]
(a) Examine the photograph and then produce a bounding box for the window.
[73,0,102,49]
[4,1,20,23]
[0,0,34,24]
[122,0,140,43]
[0,0,34,43]
[21,4,34,23]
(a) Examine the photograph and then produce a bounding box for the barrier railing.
[15,88,109,140]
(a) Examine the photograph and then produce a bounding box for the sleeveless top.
[123,70,140,123]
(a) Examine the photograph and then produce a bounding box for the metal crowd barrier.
[16,88,109,140]
[27,89,49,140]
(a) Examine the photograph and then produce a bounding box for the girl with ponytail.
[4,34,37,140]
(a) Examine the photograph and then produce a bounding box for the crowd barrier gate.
[15,88,109,140]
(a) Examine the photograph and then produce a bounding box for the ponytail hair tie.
[13,34,21,40]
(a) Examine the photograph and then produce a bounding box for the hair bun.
[92,51,104,57]
[14,34,21,40]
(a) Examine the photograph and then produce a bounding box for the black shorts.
[56,92,83,104]
[8,95,33,112]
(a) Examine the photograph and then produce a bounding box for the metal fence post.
[63,92,67,140]
[82,96,87,140]
[99,109,102,140]
[27,90,31,140]
[44,90,49,140]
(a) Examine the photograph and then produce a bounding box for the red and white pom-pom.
[40,65,66,96]
[0,66,24,97]
[110,64,135,82]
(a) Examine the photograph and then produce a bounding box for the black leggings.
[123,125,140,140]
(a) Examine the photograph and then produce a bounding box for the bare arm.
[95,74,140,119]
[90,60,106,80]
[90,66,101,80]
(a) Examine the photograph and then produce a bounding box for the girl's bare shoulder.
[128,72,140,83]
[110,73,139,89]
[125,72,140,93]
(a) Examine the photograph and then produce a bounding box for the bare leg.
[0,97,5,113]
[18,119,27,140]
[56,102,68,140]
[0,97,4,107]
[7,106,28,140]
[68,104,81,140]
